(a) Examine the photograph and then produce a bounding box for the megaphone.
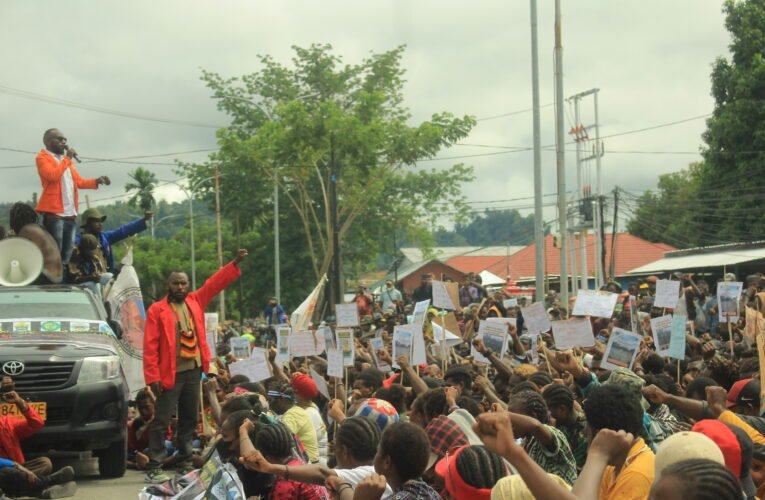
[0,238,44,286]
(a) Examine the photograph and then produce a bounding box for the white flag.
[290,274,327,332]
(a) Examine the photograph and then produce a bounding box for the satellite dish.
[0,238,44,286]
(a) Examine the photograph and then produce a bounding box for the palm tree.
[125,167,157,237]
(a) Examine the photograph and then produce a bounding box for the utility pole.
[329,138,342,310]
[215,165,225,322]
[593,90,604,288]
[274,171,281,303]
[554,0,568,309]
[530,0,545,303]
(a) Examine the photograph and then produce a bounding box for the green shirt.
[524,424,578,485]
[558,413,589,472]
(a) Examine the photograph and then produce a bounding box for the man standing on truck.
[142,249,248,483]
[78,207,153,274]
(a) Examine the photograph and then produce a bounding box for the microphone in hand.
[64,146,81,163]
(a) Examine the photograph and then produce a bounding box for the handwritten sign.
[289,330,323,357]
[228,349,272,383]
[522,301,551,334]
[412,300,431,325]
[335,303,360,328]
[650,315,673,357]
[572,290,618,318]
[431,281,452,310]
[320,326,335,352]
[601,328,641,371]
[503,298,518,309]
[327,349,344,378]
[336,328,355,366]
[654,280,680,309]
[551,318,595,349]
[668,314,687,360]
[309,368,330,400]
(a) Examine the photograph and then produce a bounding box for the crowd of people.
[130,256,765,500]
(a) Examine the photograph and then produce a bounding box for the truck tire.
[98,437,127,478]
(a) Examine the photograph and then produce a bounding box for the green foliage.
[628,0,765,247]
[181,44,476,300]
[435,209,537,246]
[125,167,157,212]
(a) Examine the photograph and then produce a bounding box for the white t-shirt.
[46,150,76,216]
[336,465,394,498]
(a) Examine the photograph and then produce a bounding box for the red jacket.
[143,262,241,390]
[0,406,44,463]
[34,150,99,215]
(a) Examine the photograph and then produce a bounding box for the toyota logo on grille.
[1,361,24,376]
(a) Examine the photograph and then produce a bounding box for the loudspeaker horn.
[0,237,44,287]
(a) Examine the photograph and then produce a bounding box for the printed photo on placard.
[601,328,641,371]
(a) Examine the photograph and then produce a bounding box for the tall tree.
[125,167,157,212]
[184,44,475,295]
[435,209,537,246]
[699,0,765,242]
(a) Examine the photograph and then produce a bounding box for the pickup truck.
[0,285,129,477]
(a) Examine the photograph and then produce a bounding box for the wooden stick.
[677,359,681,385]
[728,320,735,359]
[343,367,348,415]
[440,315,448,375]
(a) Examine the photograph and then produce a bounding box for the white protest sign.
[668,314,687,360]
[503,298,518,309]
[369,337,391,372]
[289,330,323,357]
[718,282,743,323]
[572,290,619,318]
[276,326,291,363]
[522,301,551,334]
[335,303,360,328]
[205,313,219,359]
[230,337,252,360]
[327,349,344,378]
[412,300,431,325]
[601,328,642,371]
[228,349,272,383]
[487,317,517,328]
[654,280,681,309]
[431,323,463,350]
[551,318,595,349]
[309,368,331,400]
[650,314,673,357]
[411,324,428,366]
[336,328,355,366]
[392,326,414,369]
[206,331,217,359]
[432,281,457,310]
[319,326,335,353]
[471,320,509,364]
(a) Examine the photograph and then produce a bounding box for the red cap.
[435,446,494,500]
[727,378,759,408]
[382,372,400,388]
[291,373,318,400]
[692,420,743,477]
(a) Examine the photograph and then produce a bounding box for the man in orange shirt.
[35,128,109,264]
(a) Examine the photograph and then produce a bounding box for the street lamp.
[158,176,218,290]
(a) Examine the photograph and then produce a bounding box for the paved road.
[50,457,146,500]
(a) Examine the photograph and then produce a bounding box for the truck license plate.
[0,402,46,420]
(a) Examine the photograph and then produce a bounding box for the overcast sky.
[0,1,730,232]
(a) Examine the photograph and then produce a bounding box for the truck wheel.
[98,437,127,478]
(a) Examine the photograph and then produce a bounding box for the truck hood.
[0,318,119,357]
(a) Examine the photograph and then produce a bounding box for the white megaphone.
[0,238,44,287]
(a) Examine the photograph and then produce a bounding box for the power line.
[0,147,218,170]
[0,84,226,129]
[475,103,554,122]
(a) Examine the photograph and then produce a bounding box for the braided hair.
[542,384,574,411]
[528,371,553,388]
[254,422,293,460]
[454,445,506,489]
[9,202,37,234]
[336,416,381,462]
[508,390,550,425]
[657,459,741,500]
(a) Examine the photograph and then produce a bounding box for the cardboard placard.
[571,290,619,318]
[654,280,681,309]
[392,326,414,369]
[336,328,355,367]
[471,320,509,364]
[522,301,551,334]
[327,349,344,378]
[551,318,595,349]
[668,314,687,360]
[230,337,252,360]
[650,315,673,357]
[276,326,291,363]
[228,349,272,383]
[335,303,360,328]
[601,328,641,371]
[309,368,331,400]
[289,330,323,357]
[718,282,743,323]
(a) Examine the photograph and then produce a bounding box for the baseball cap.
[654,431,725,476]
[692,419,757,498]
[80,207,107,227]
[606,367,649,411]
[724,272,737,282]
[726,378,760,408]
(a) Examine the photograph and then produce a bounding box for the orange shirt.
[35,150,98,215]
[599,438,655,500]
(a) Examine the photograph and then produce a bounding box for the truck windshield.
[0,290,100,321]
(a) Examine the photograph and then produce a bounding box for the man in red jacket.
[142,249,248,483]
[35,128,110,264]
